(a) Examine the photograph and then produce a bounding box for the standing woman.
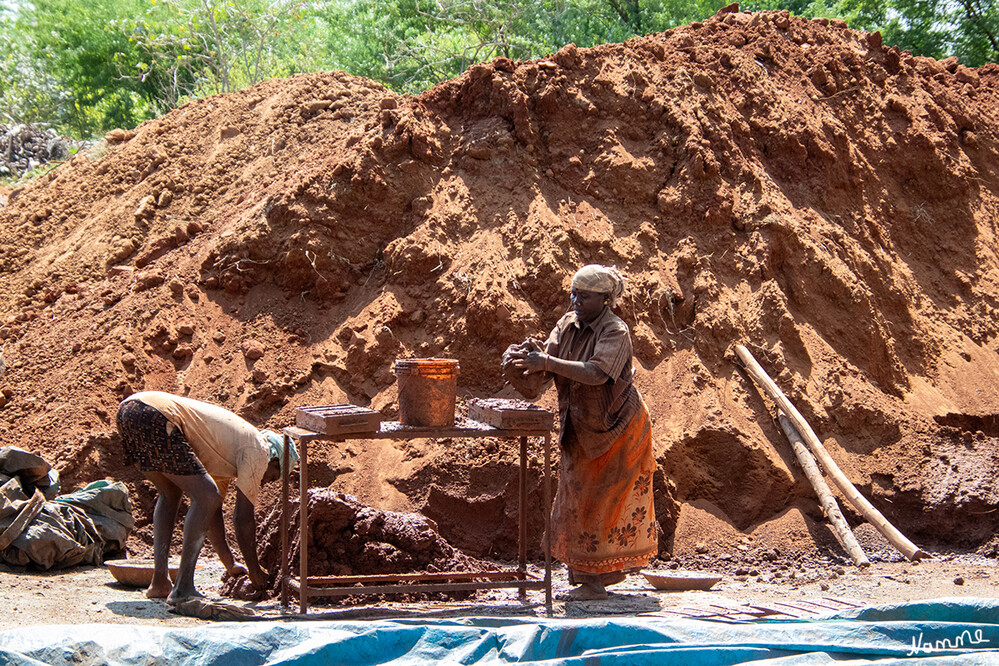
[508,265,658,600]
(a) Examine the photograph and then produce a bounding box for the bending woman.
[507,265,658,600]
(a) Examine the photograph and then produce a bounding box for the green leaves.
[7,0,157,135]
[0,0,995,137]
[2,0,318,136]
[950,0,999,66]
[315,0,717,94]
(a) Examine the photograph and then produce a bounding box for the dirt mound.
[223,489,493,602]
[1,7,999,565]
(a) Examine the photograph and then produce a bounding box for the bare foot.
[145,580,172,599]
[166,587,204,606]
[559,582,608,601]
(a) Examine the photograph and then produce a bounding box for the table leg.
[518,435,527,599]
[299,437,309,614]
[543,432,553,613]
[280,433,290,610]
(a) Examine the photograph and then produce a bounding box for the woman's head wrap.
[261,430,299,476]
[571,265,626,307]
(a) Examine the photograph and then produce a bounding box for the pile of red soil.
[223,489,494,602]
[1,7,998,565]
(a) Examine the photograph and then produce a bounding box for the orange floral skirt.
[551,404,657,576]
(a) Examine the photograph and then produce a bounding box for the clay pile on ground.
[223,490,495,602]
[0,7,998,565]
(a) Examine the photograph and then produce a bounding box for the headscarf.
[571,264,627,307]
[261,430,300,476]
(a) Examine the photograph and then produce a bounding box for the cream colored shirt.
[126,391,269,505]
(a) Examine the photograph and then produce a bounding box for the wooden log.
[735,344,927,561]
[777,412,870,567]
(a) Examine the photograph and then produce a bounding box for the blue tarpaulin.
[2,597,998,665]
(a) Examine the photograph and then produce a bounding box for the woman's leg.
[144,471,182,599]
[554,406,658,600]
[163,471,222,604]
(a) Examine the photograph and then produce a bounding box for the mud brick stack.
[467,398,554,430]
[295,405,383,436]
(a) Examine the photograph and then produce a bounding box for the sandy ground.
[1,553,995,630]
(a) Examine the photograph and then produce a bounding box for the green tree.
[12,0,158,136]
[316,0,724,94]
[319,0,524,92]
[768,0,998,66]
[3,0,320,135]
[950,0,998,66]
[115,0,319,110]
[879,0,953,60]
[0,12,74,126]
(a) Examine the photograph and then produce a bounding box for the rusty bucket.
[393,358,459,427]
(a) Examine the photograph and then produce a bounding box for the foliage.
[744,0,998,66]
[0,15,74,127]
[114,0,320,113]
[1,0,320,137]
[317,0,721,94]
[0,0,995,136]
[948,0,998,66]
[318,0,557,92]
[828,0,952,59]
[9,0,157,137]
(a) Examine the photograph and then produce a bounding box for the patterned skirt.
[116,399,205,476]
[551,402,657,579]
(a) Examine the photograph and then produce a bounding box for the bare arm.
[509,341,609,386]
[206,505,244,575]
[543,354,609,385]
[233,489,267,589]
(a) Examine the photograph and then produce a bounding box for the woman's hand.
[509,349,548,374]
[524,337,544,352]
[505,338,550,374]
[502,342,550,399]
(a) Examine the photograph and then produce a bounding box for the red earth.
[1,7,998,580]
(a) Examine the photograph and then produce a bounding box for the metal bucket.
[393,358,459,427]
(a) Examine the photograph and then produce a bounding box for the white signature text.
[907,629,990,656]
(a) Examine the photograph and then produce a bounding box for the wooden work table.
[279,418,553,614]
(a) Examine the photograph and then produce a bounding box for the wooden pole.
[543,432,553,613]
[280,432,290,610]
[735,344,927,561]
[777,412,870,567]
[518,435,527,599]
[299,437,310,613]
